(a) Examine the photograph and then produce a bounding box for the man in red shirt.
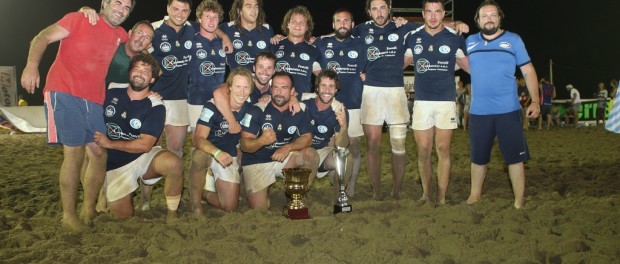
[21,0,135,232]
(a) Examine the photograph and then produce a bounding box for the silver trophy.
[333,147,352,214]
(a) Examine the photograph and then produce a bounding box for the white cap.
[566,84,574,89]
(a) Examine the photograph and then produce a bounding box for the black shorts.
[469,110,530,165]
[541,104,552,116]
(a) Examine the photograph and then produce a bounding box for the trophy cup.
[282,168,311,219]
[333,147,352,214]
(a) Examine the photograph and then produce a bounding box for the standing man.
[565,84,581,127]
[220,0,274,71]
[403,0,469,206]
[150,0,195,158]
[595,82,608,126]
[240,72,318,209]
[106,21,156,88]
[303,70,353,201]
[272,6,321,97]
[188,0,227,131]
[538,77,556,130]
[313,8,366,197]
[189,67,254,215]
[465,0,539,209]
[95,53,182,222]
[20,0,134,232]
[353,0,467,200]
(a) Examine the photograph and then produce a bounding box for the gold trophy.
[282,168,311,219]
[333,147,352,214]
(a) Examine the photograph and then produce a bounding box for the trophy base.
[333,204,352,214]
[283,207,310,220]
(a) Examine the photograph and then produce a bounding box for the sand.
[1,127,619,263]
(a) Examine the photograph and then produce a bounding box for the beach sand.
[1,127,619,263]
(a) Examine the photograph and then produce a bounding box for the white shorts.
[104,146,165,202]
[316,146,335,178]
[163,99,190,126]
[211,156,241,184]
[347,109,364,137]
[242,152,294,194]
[411,100,458,130]
[361,85,410,125]
[187,103,204,131]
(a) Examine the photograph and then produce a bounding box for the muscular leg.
[59,145,90,232]
[363,124,383,200]
[413,128,434,203]
[346,136,361,197]
[145,151,183,221]
[389,124,407,200]
[188,148,210,216]
[466,163,487,205]
[247,187,269,209]
[508,162,525,209]
[435,128,453,205]
[210,179,240,212]
[81,142,107,224]
[108,194,134,219]
[291,148,319,187]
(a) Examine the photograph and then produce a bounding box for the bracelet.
[213,149,222,158]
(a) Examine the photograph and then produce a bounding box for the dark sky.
[2,0,619,105]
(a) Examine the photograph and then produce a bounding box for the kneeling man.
[240,72,319,209]
[94,53,183,221]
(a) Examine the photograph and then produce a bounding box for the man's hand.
[78,6,98,25]
[393,16,408,27]
[336,107,347,128]
[93,131,111,148]
[288,95,301,115]
[453,21,470,35]
[214,150,233,167]
[271,145,291,162]
[259,128,276,146]
[220,34,233,54]
[270,34,285,45]
[228,121,242,134]
[526,103,540,119]
[258,94,271,104]
[20,64,40,94]
[148,91,163,100]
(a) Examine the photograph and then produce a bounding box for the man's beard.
[130,78,149,92]
[334,28,352,39]
[272,95,289,107]
[480,23,500,35]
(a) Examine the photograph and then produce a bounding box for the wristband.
[213,149,222,158]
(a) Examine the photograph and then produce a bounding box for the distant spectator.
[596,82,608,126]
[565,84,581,127]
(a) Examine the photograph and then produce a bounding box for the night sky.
[2,0,618,105]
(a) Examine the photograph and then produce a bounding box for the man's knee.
[389,124,407,155]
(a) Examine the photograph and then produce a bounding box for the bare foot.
[141,201,151,211]
[167,210,178,224]
[465,196,479,205]
[79,208,97,225]
[391,191,400,200]
[61,216,91,233]
[417,196,432,205]
[514,201,524,209]
[372,192,383,201]
[436,197,446,206]
[191,203,205,217]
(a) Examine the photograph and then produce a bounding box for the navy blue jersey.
[352,21,420,87]
[196,100,251,156]
[249,84,271,104]
[150,20,195,100]
[103,88,166,170]
[220,22,274,70]
[271,39,320,96]
[303,99,347,149]
[314,36,366,109]
[188,34,227,105]
[404,26,466,101]
[241,102,313,165]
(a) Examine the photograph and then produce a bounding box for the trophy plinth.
[282,168,311,220]
[333,147,352,214]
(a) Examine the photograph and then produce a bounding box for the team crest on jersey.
[325,49,334,59]
[220,121,229,131]
[317,125,328,134]
[199,108,214,122]
[219,50,226,57]
[121,111,126,119]
[414,44,423,55]
[499,42,511,49]
[416,59,430,74]
[262,123,273,131]
[200,61,216,76]
[160,42,171,52]
[365,35,374,44]
[439,45,450,54]
[388,34,399,42]
[184,40,192,49]
[367,46,380,61]
[106,123,122,140]
[196,49,207,59]
[233,39,243,49]
[235,51,251,65]
[129,118,142,129]
[240,113,252,127]
[105,105,116,117]
[162,55,178,70]
[348,51,358,59]
[287,126,298,134]
[275,50,285,58]
[257,41,267,49]
[276,61,291,72]
[300,53,310,61]
[327,61,341,73]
